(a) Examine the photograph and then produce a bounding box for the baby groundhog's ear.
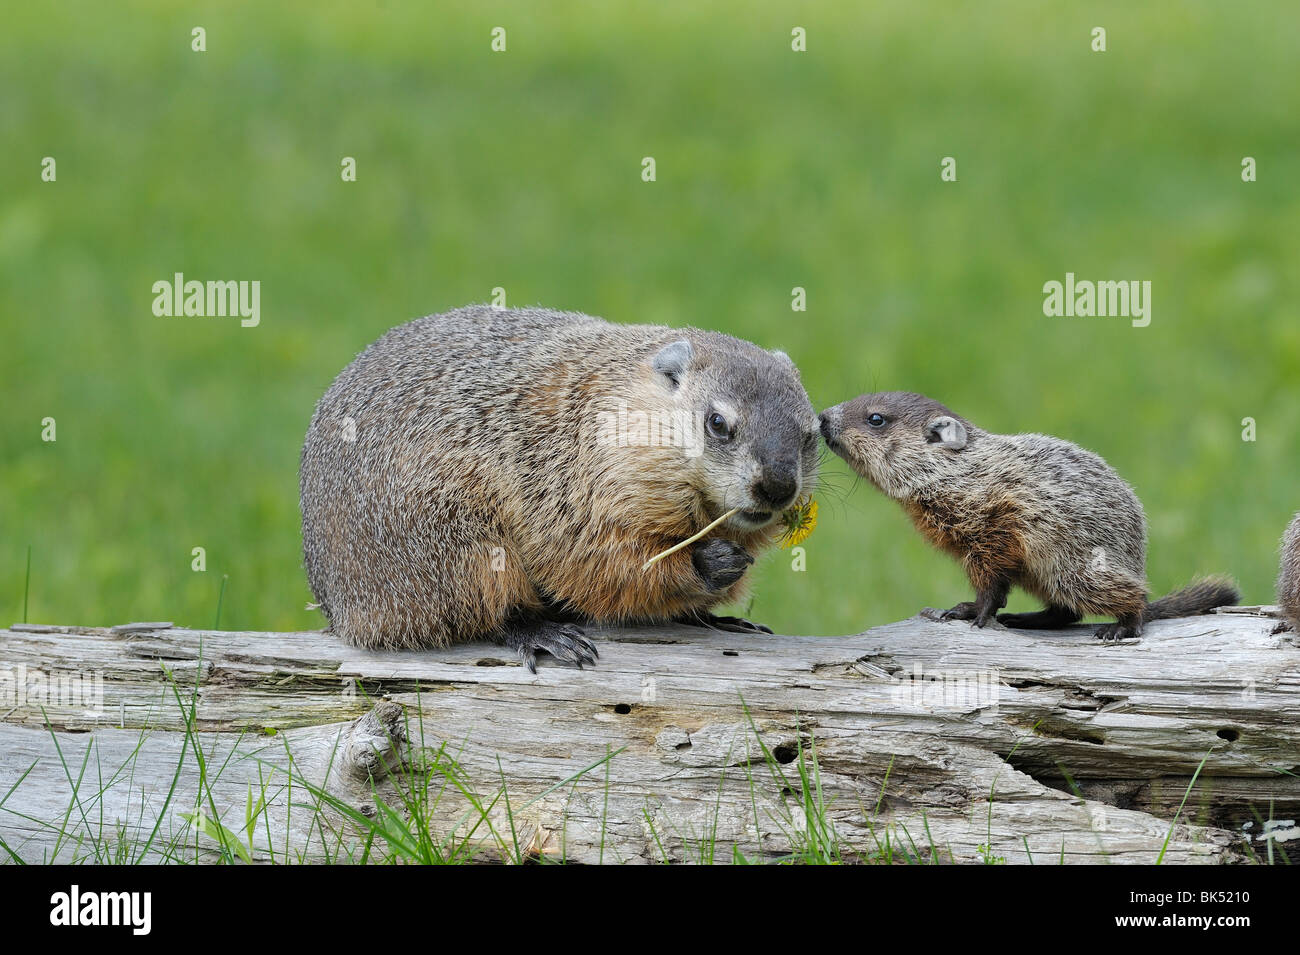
[926,415,968,450]
[652,340,694,389]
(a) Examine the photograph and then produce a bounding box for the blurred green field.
[2,1,1297,637]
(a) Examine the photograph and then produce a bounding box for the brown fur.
[300,306,819,650]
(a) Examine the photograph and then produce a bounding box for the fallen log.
[1,608,1296,864]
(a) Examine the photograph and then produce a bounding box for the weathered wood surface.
[1,608,1297,864]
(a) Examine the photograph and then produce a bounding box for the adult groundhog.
[1277,513,1300,634]
[300,305,819,669]
[819,391,1238,640]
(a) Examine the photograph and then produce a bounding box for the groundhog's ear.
[652,340,694,389]
[926,415,968,450]
[770,349,800,378]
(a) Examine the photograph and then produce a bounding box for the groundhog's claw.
[677,611,772,635]
[497,620,598,673]
[710,615,773,635]
[1271,620,1294,635]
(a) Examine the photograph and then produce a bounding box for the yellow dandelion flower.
[778,496,817,548]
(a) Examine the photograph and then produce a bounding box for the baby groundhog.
[300,306,820,670]
[819,391,1238,640]
[1277,513,1300,634]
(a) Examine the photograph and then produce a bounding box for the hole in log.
[772,743,799,764]
[613,703,632,714]
[722,650,739,657]
[1026,718,1105,745]
[1216,728,1241,742]
[476,658,510,667]
[675,741,691,751]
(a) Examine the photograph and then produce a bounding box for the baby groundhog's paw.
[921,602,978,623]
[677,611,773,635]
[692,539,754,592]
[497,620,599,673]
[1094,622,1142,643]
[1271,620,1295,636]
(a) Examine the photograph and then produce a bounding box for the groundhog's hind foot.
[1094,616,1142,643]
[677,611,773,635]
[997,606,1083,630]
[495,616,598,673]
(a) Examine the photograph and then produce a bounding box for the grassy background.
[2,0,1296,636]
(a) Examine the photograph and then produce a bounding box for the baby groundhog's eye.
[867,413,886,428]
[706,412,732,440]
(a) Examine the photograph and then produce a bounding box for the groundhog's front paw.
[692,539,754,592]
[1271,620,1295,636]
[921,602,978,623]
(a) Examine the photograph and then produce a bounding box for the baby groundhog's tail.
[1143,576,1240,621]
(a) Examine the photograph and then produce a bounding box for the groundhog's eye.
[867,413,886,428]
[706,412,732,440]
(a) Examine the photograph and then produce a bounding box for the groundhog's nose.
[818,412,836,441]
[754,471,798,511]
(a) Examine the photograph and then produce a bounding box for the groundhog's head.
[646,334,820,532]
[818,391,974,500]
